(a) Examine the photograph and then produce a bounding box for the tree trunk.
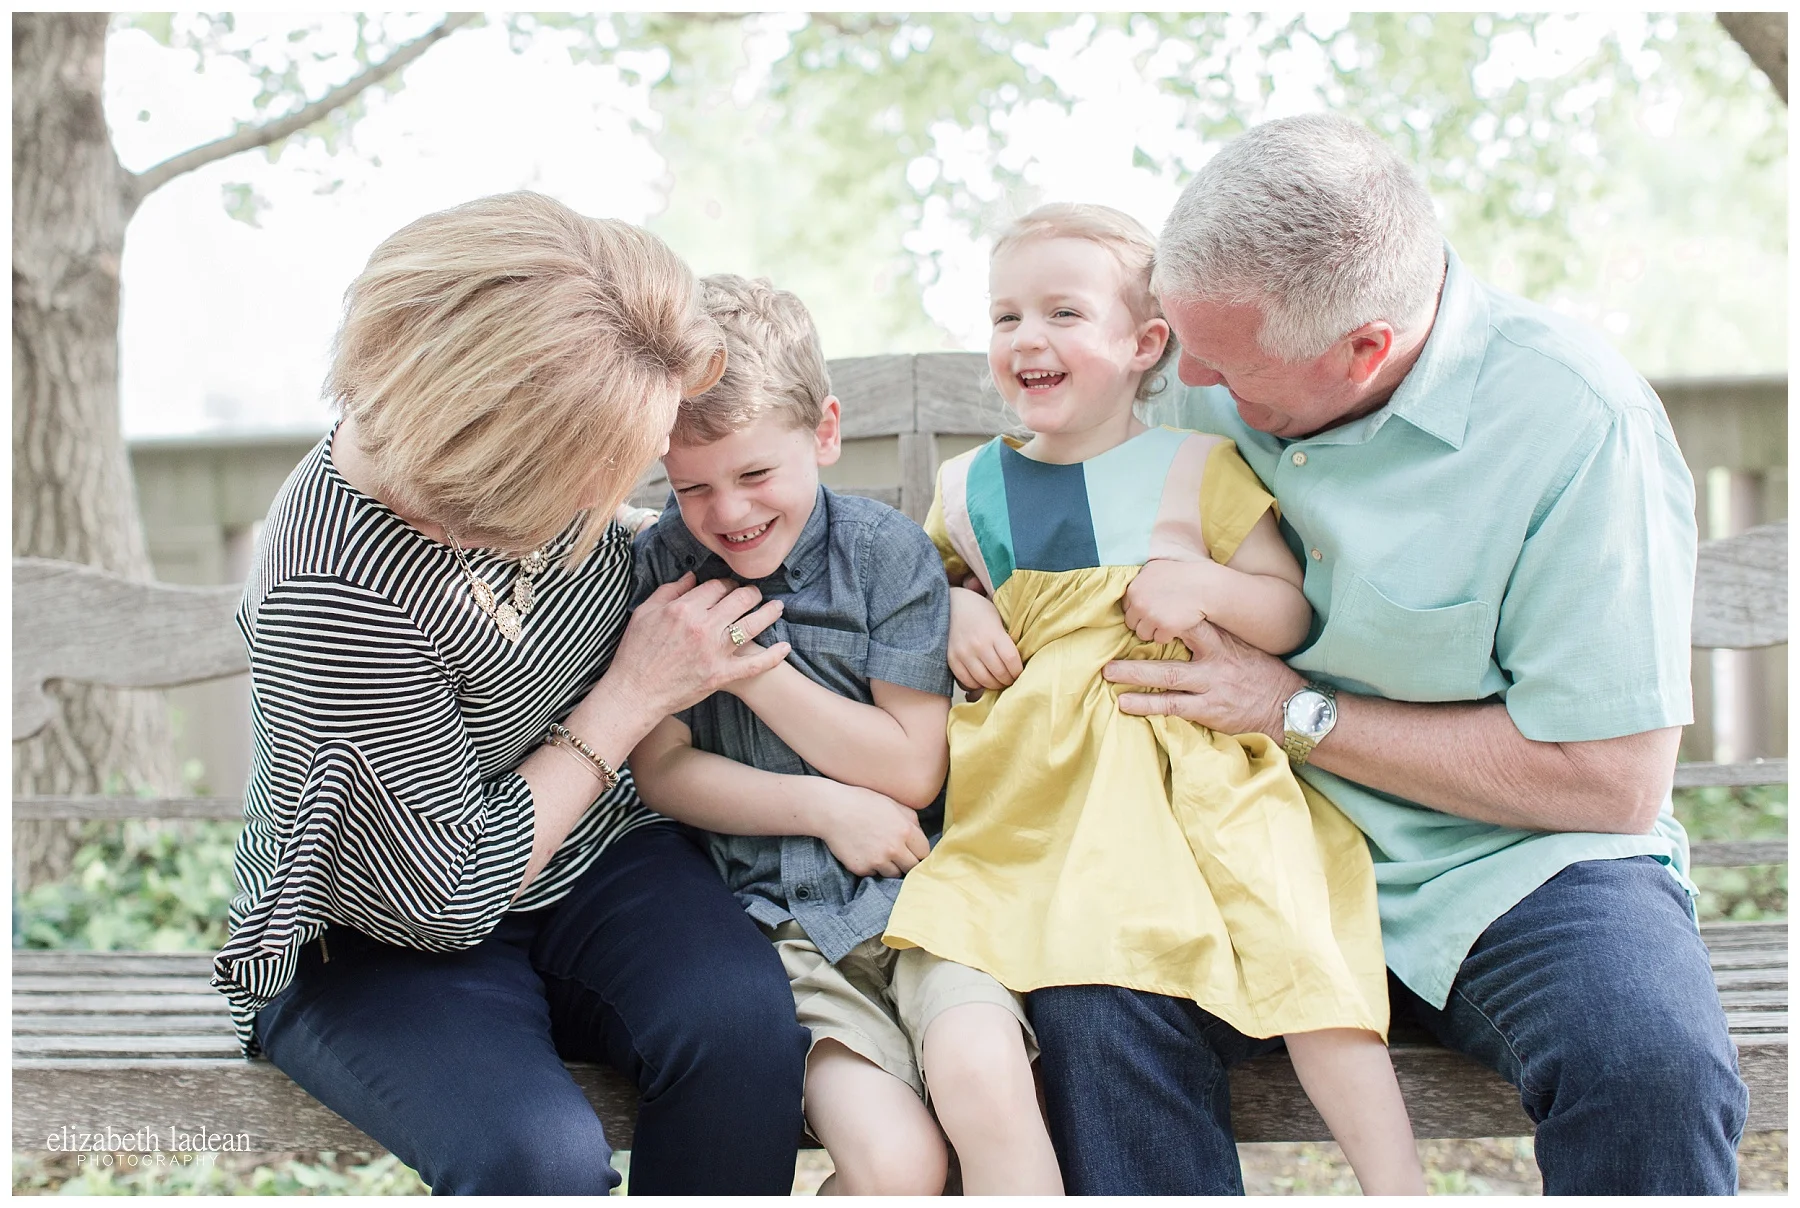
[1718,13,1788,105]
[13,12,177,890]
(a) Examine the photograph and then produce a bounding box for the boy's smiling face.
[661,398,842,581]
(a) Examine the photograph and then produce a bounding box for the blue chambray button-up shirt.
[631,485,955,963]
[1149,245,1698,1008]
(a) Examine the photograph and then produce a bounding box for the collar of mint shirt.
[1149,245,1692,1008]
[653,482,831,594]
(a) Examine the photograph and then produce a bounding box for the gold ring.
[726,622,748,649]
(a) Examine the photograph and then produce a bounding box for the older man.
[1023,113,1747,1195]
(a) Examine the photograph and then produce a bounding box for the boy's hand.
[1123,558,1217,645]
[949,586,1022,694]
[811,780,931,879]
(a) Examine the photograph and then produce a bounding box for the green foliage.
[13,820,239,952]
[13,1149,428,1196]
[106,13,1785,371]
[1674,784,1788,922]
[219,181,268,227]
[603,13,1085,356]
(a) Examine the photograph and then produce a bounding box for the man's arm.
[628,716,931,877]
[1103,621,1678,834]
[726,669,950,809]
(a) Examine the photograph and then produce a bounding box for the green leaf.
[127,12,175,45]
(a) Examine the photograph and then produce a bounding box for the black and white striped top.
[211,430,661,1054]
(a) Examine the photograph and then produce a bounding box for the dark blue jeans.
[1029,856,1749,1195]
[255,823,809,1195]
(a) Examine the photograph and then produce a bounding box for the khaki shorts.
[762,920,1036,1100]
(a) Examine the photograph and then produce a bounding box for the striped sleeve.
[215,576,535,988]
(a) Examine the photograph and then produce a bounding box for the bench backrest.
[13,356,1788,822]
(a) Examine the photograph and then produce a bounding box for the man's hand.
[1122,558,1216,644]
[1104,619,1305,741]
[949,586,1022,694]
[811,779,932,879]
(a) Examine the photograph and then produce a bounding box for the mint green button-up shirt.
[1148,246,1698,1008]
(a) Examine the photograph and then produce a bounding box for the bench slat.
[13,795,244,821]
[1709,946,1787,971]
[1698,921,1788,948]
[14,975,223,994]
[11,561,249,742]
[16,1035,243,1058]
[13,1014,231,1036]
[1690,839,1788,867]
[13,1035,1786,1152]
[1691,521,1787,650]
[1674,759,1788,789]
[13,993,227,1014]
[1724,1010,1787,1031]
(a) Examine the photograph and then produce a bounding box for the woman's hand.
[612,502,659,535]
[610,572,791,717]
[1122,558,1215,645]
[810,779,932,879]
[949,586,1022,694]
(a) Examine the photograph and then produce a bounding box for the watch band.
[1282,682,1337,767]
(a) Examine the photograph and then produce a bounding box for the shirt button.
[794,886,812,901]
[1310,548,1323,561]
[1292,451,1308,466]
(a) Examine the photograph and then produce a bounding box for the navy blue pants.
[1029,856,1749,1195]
[255,823,809,1195]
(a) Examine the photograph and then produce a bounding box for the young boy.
[628,274,1062,1195]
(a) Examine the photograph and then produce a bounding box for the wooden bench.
[13,355,1788,1155]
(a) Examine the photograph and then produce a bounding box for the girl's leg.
[530,823,809,1195]
[921,1002,1065,1194]
[805,1039,950,1195]
[254,917,617,1194]
[1284,1028,1426,1195]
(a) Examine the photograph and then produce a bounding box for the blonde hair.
[328,191,724,560]
[672,274,830,445]
[992,203,1174,401]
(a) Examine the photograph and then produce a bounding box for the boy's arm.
[725,670,949,809]
[1123,510,1313,655]
[628,716,930,877]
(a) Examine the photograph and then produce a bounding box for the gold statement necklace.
[446,533,550,644]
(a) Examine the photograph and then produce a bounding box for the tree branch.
[125,12,480,208]
[1718,12,1787,105]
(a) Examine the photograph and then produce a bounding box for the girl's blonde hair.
[328,191,725,561]
[992,203,1175,401]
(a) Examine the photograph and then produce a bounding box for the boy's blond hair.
[992,202,1175,400]
[328,191,724,560]
[674,273,831,445]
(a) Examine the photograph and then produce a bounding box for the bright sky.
[105,13,1369,437]
[104,13,1773,438]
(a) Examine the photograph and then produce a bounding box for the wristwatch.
[1281,682,1338,766]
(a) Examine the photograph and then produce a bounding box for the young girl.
[882,204,1425,1194]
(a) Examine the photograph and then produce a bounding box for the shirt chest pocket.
[778,621,871,695]
[1318,574,1496,702]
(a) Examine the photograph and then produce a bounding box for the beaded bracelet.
[545,722,620,792]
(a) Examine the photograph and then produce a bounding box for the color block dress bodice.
[882,426,1388,1039]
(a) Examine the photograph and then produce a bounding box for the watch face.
[1286,690,1335,738]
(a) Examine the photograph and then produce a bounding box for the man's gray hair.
[1153,113,1444,362]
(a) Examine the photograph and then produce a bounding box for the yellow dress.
[883,427,1388,1039]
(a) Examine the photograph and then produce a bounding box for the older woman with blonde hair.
[211,192,809,1194]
